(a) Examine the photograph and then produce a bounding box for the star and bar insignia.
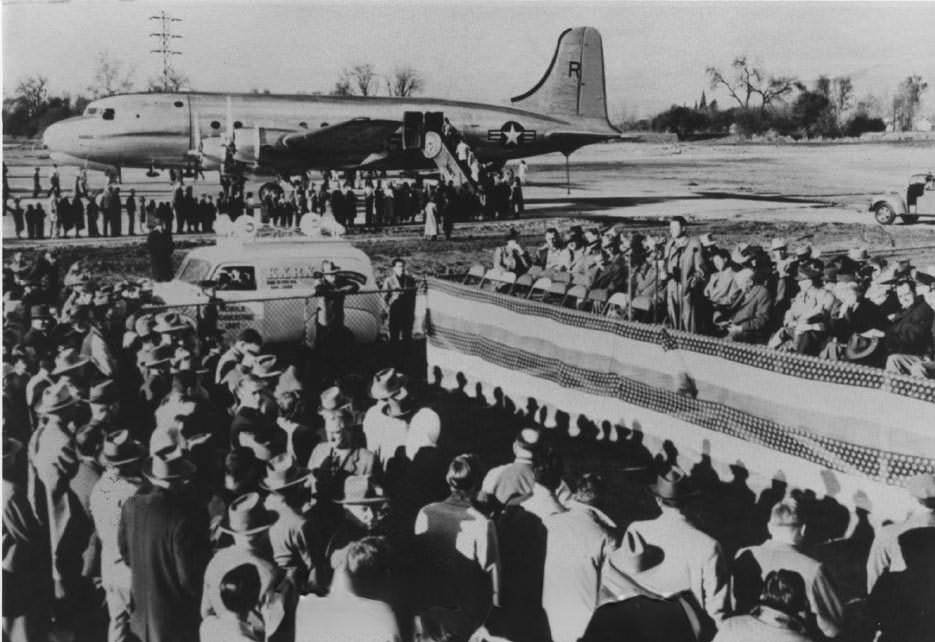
[488,121,536,146]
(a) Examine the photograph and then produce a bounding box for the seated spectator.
[705,249,740,325]
[591,244,629,294]
[535,228,566,271]
[769,262,836,356]
[565,235,592,280]
[628,236,666,322]
[294,537,401,642]
[732,499,843,638]
[823,275,888,365]
[714,570,815,642]
[492,228,531,276]
[724,268,772,343]
[866,527,935,642]
[884,279,935,375]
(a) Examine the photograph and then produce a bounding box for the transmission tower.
[149,11,182,92]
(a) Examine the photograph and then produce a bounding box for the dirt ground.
[3,140,935,280]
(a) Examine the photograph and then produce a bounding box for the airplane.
[43,26,628,189]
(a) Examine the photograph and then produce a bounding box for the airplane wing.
[279,118,402,156]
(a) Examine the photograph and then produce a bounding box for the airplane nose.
[42,118,78,153]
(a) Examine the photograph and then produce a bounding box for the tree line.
[623,57,929,140]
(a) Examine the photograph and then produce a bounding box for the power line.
[149,10,182,92]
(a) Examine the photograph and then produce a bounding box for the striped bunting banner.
[425,277,935,522]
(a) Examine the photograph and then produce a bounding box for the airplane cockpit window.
[233,121,243,129]
[174,101,184,108]
[85,107,98,116]
[102,108,115,121]
[210,121,221,130]
[215,265,257,291]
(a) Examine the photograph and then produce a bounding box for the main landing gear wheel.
[874,203,896,225]
[259,181,284,202]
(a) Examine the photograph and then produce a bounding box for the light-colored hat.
[219,492,276,535]
[142,447,196,483]
[608,530,665,575]
[370,368,409,400]
[336,475,389,505]
[139,344,174,369]
[36,380,81,415]
[101,430,146,466]
[260,453,312,492]
[319,386,350,413]
[699,233,716,248]
[770,238,788,252]
[153,312,193,334]
[51,347,90,377]
[848,247,870,262]
[250,354,282,380]
[134,314,156,337]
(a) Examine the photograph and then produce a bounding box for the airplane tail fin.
[511,26,618,133]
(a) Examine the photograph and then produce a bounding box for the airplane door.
[402,111,423,149]
[425,112,444,134]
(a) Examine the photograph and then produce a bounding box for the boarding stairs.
[400,111,479,193]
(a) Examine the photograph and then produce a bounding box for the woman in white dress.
[423,196,439,240]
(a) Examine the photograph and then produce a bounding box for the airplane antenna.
[149,11,183,92]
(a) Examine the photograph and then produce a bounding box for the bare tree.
[146,67,189,93]
[707,57,799,113]
[386,66,424,97]
[831,77,854,123]
[88,51,136,98]
[15,75,49,118]
[331,78,353,96]
[892,75,928,131]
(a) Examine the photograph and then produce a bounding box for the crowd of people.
[4,157,527,243]
[489,217,935,378]
[2,235,935,642]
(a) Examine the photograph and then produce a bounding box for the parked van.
[151,229,385,345]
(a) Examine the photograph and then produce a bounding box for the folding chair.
[526,265,544,281]
[463,263,486,285]
[585,288,609,314]
[605,292,630,318]
[543,281,569,305]
[487,269,517,293]
[570,272,593,287]
[513,273,534,298]
[528,277,552,301]
[562,285,589,309]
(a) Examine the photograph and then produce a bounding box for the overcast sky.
[3,1,935,117]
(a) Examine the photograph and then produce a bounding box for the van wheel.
[902,214,920,224]
[874,203,896,225]
[259,181,284,202]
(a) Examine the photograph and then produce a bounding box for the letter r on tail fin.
[511,26,616,133]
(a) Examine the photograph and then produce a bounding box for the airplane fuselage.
[44,92,579,173]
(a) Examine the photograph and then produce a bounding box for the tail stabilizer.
[511,26,617,133]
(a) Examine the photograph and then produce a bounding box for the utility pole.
[149,11,182,92]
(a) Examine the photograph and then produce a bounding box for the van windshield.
[177,258,212,284]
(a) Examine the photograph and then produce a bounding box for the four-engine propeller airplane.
[43,27,628,181]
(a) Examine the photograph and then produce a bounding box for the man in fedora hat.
[28,380,93,610]
[770,261,835,355]
[362,372,429,470]
[725,268,772,343]
[260,454,326,594]
[118,448,210,642]
[617,466,729,627]
[583,531,697,642]
[201,493,295,642]
[884,279,935,376]
[732,500,843,639]
[866,473,935,593]
[663,216,708,332]
[324,476,393,588]
[307,409,376,501]
[215,328,264,386]
[89,430,146,642]
[21,303,56,363]
[138,344,174,408]
[274,367,317,465]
